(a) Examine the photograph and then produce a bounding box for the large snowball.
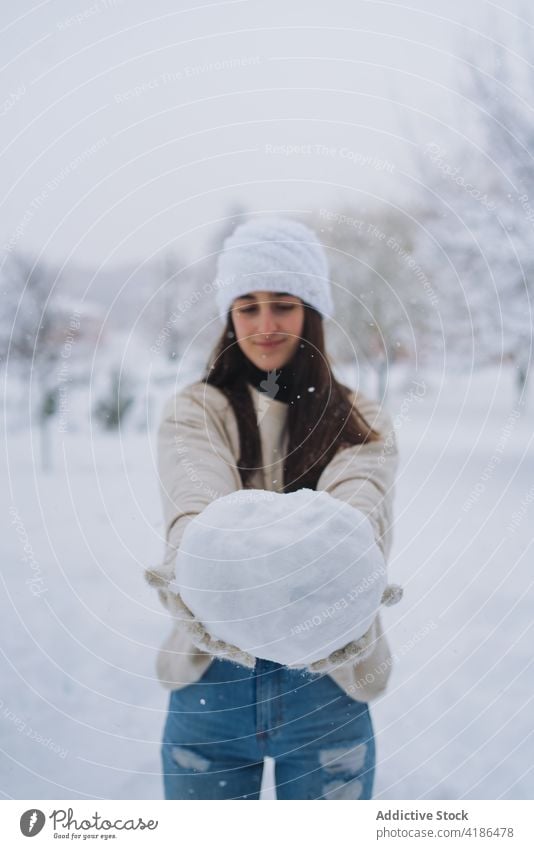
[172,488,387,666]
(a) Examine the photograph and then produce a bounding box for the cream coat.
[146,379,399,702]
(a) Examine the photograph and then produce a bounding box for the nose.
[256,304,279,336]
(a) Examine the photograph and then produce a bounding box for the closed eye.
[237,304,296,314]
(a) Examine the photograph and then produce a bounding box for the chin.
[252,350,290,369]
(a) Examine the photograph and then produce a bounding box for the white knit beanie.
[214,216,334,323]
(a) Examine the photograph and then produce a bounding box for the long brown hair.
[203,304,381,492]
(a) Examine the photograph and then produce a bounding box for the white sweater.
[146,380,399,702]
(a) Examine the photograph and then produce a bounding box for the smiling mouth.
[255,340,285,348]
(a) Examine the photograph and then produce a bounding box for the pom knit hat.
[214,216,334,323]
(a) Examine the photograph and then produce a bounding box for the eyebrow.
[234,292,293,301]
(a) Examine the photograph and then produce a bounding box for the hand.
[169,588,256,668]
[282,618,378,673]
[287,583,404,674]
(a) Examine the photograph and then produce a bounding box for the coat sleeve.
[145,382,242,593]
[305,393,401,676]
[314,392,398,562]
[145,383,259,668]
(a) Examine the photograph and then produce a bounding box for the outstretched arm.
[315,392,398,561]
[146,382,242,594]
[309,393,401,673]
[145,383,258,667]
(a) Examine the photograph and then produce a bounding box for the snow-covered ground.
[1,364,532,799]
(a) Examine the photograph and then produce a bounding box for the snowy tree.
[92,366,135,430]
[412,32,534,398]
[200,201,250,286]
[1,252,65,467]
[159,251,187,362]
[1,252,59,366]
[312,206,434,401]
[466,39,534,399]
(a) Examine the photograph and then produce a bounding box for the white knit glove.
[146,565,402,673]
[290,584,404,674]
[145,565,256,669]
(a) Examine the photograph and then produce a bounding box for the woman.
[146,216,399,800]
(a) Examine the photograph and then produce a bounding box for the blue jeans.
[161,656,376,799]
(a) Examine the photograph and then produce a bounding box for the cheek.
[288,311,305,338]
[231,316,249,343]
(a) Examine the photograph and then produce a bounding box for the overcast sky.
[0,0,529,270]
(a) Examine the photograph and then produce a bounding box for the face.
[230,290,305,370]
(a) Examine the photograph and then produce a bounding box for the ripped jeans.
[161,656,375,800]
